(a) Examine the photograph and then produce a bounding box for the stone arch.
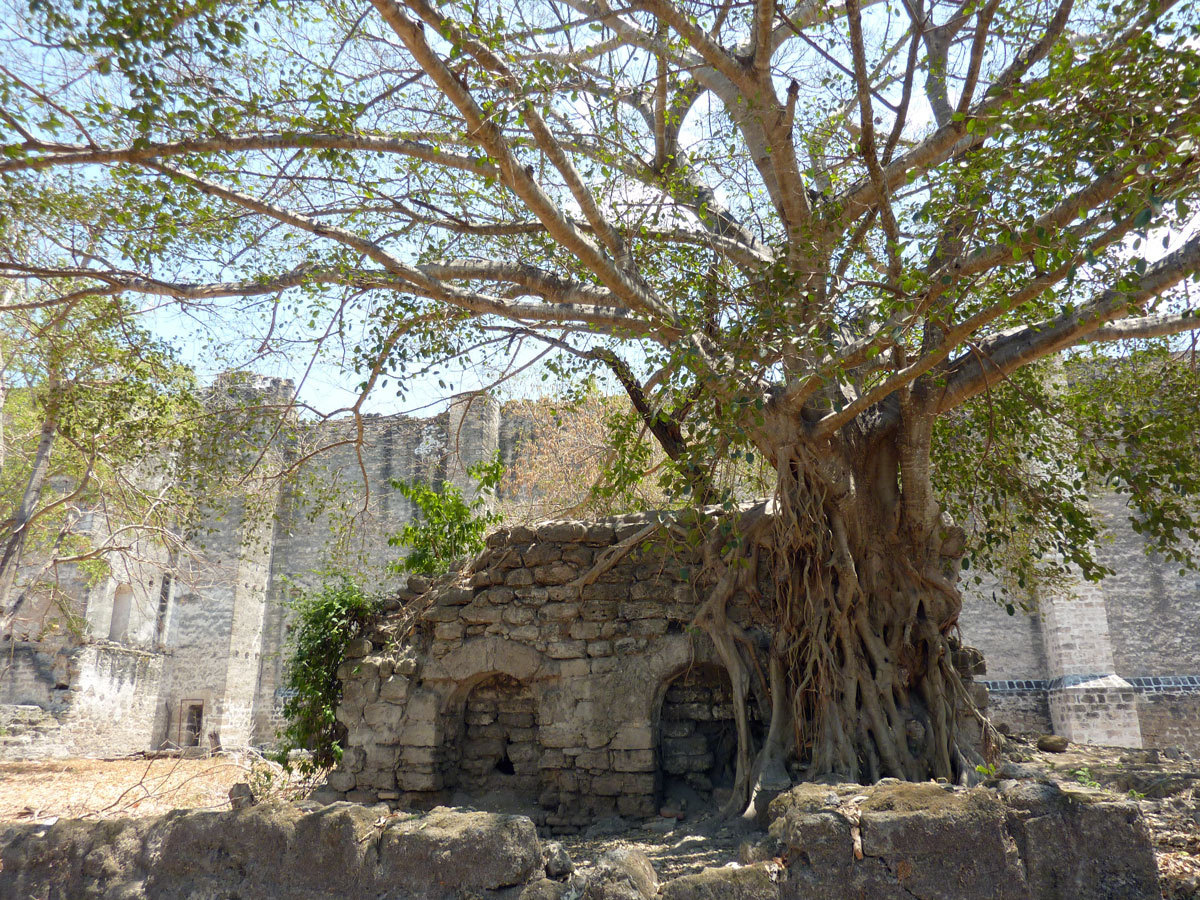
[439,673,540,802]
[655,662,762,811]
[108,584,133,643]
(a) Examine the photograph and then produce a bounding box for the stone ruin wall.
[0,642,165,758]
[959,489,1200,751]
[0,385,505,758]
[328,512,985,831]
[4,373,1200,763]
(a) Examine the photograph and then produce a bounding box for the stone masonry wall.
[329,511,991,832]
[0,642,165,759]
[250,395,501,745]
[329,512,767,832]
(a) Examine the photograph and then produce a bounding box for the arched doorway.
[447,674,539,801]
[657,664,760,809]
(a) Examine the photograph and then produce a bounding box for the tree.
[0,290,206,635]
[2,0,1199,808]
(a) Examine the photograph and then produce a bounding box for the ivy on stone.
[275,574,381,773]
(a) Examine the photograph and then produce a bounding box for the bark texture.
[695,419,984,814]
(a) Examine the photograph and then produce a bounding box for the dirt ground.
[0,752,312,823]
[1,738,1197,897]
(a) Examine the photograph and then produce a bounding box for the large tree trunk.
[696,423,983,813]
[780,437,972,783]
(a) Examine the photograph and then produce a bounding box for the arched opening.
[657,663,762,811]
[108,584,133,643]
[443,674,539,802]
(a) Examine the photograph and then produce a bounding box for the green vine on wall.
[274,574,381,773]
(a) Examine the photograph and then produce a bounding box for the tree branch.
[937,232,1200,412]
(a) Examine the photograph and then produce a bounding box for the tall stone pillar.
[157,373,292,750]
[1038,575,1142,746]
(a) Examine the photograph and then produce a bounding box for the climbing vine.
[275,575,382,773]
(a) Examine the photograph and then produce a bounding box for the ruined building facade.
[0,376,506,757]
[2,376,1198,762]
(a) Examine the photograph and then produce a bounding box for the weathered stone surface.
[522,877,572,900]
[543,840,574,878]
[766,780,1160,900]
[1001,780,1160,899]
[1038,734,1070,753]
[229,781,255,810]
[595,847,658,899]
[578,849,657,900]
[0,803,542,900]
[660,864,783,900]
[377,807,541,893]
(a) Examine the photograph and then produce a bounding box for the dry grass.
[0,753,312,823]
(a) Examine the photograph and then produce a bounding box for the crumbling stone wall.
[328,512,768,831]
[0,642,165,758]
[329,512,991,831]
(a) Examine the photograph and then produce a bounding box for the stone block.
[587,641,613,657]
[522,543,563,567]
[434,622,465,641]
[535,564,578,586]
[539,750,567,768]
[562,544,596,566]
[342,746,366,772]
[612,750,656,772]
[424,604,463,623]
[482,587,517,605]
[632,619,668,637]
[540,603,580,623]
[547,641,588,659]
[581,583,627,602]
[504,606,536,626]
[613,637,643,655]
[581,600,620,620]
[397,721,438,747]
[584,524,617,544]
[399,746,437,766]
[575,749,610,769]
[540,727,581,749]
[592,773,656,797]
[443,587,475,606]
[379,675,410,703]
[506,569,535,587]
[394,770,443,792]
[558,659,590,677]
[618,600,664,618]
[461,602,503,625]
[363,702,401,730]
[569,621,603,640]
[326,770,357,792]
[537,521,587,542]
[660,864,782,900]
[610,725,654,751]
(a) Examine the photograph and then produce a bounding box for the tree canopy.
[2,0,1199,798]
[0,290,205,633]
